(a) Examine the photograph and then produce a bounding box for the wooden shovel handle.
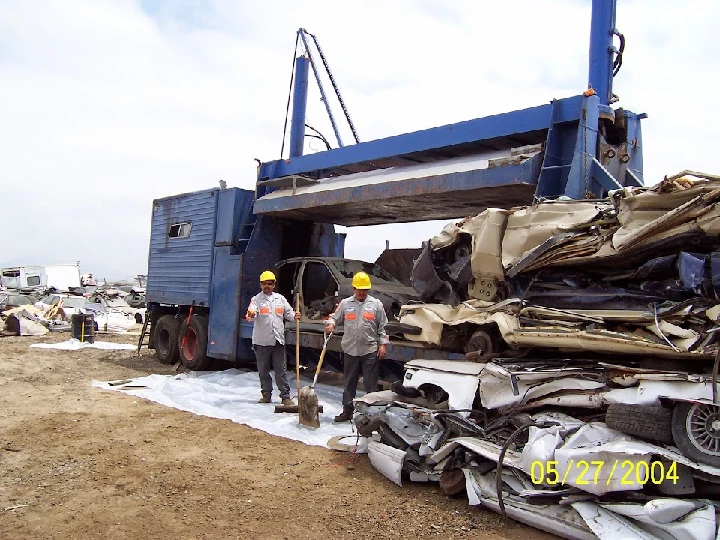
[312,332,331,386]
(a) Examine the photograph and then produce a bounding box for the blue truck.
[142,0,644,379]
[142,187,457,377]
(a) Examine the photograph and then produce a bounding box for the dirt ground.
[0,328,556,540]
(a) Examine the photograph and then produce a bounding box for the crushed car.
[275,256,420,331]
[344,172,720,538]
[351,358,720,540]
[402,173,720,360]
[0,292,32,310]
[87,291,146,324]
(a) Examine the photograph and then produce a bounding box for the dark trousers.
[342,352,379,414]
[255,343,290,399]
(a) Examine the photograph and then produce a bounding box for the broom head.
[298,385,320,428]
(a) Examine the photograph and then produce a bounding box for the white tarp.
[30,338,136,350]
[92,369,356,448]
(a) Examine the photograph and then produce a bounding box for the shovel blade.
[298,385,320,428]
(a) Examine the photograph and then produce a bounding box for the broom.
[273,296,323,414]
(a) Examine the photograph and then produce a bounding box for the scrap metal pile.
[1,290,142,336]
[354,360,720,540]
[347,173,720,539]
[403,173,720,360]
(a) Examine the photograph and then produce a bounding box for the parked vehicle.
[1,264,80,291]
[0,293,32,310]
[87,294,145,324]
[123,289,146,309]
[36,294,88,317]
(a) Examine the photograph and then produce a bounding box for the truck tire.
[671,401,720,467]
[179,315,210,370]
[154,314,181,364]
[605,403,673,444]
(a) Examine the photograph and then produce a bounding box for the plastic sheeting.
[30,338,136,350]
[92,369,357,448]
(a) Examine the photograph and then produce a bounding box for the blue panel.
[207,189,255,360]
[625,111,645,185]
[309,223,346,258]
[236,215,286,360]
[214,188,249,246]
[258,95,584,181]
[146,189,218,306]
[565,94,601,199]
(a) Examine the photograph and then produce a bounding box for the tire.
[178,315,210,370]
[440,469,466,496]
[671,401,720,467]
[605,403,673,444]
[154,314,181,364]
[463,328,497,356]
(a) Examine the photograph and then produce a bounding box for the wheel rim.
[184,328,198,361]
[157,328,170,355]
[464,329,494,355]
[685,403,720,456]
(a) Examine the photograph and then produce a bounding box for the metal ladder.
[137,314,152,356]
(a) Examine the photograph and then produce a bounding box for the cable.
[612,30,625,77]
[495,421,534,519]
[305,123,332,150]
[328,429,362,468]
[306,30,360,144]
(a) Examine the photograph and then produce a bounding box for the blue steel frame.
[258,0,644,207]
[289,56,308,159]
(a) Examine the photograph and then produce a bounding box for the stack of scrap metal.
[403,173,720,360]
[352,358,720,540]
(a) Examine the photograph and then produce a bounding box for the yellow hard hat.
[259,270,276,282]
[351,271,371,289]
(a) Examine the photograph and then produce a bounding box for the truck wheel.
[605,403,673,444]
[179,315,209,370]
[671,401,720,467]
[154,314,181,364]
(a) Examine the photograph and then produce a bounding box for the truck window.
[168,223,192,238]
[26,276,41,286]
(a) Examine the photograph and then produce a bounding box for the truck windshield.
[330,260,402,285]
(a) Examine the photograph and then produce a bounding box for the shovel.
[298,330,332,428]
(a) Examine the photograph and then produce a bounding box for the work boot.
[281,397,294,407]
[258,395,271,404]
[334,411,353,423]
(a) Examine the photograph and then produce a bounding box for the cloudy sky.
[1,0,718,281]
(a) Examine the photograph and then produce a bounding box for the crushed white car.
[351,358,720,540]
